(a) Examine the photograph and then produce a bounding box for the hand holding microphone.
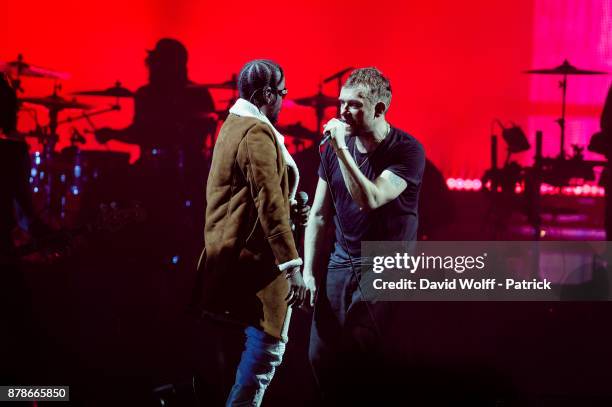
[320,118,350,152]
[288,191,313,309]
[292,191,310,230]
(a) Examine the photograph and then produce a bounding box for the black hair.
[237,59,284,106]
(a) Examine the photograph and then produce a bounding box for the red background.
[3,0,611,179]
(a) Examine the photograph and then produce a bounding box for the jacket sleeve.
[238,122,300,267]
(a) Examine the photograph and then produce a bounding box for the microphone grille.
[296,191,309,205]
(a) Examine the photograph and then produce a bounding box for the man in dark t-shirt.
[303,68,425,404]
[318,126,424,258]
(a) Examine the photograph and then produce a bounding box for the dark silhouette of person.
[95,39,216,263]
[95,38,215,154]
[95,38,215,207]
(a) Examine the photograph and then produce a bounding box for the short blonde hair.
[344,67,392,108]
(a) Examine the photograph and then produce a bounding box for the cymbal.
[294,92,337,109]
[277,122,319,140]
[0,54,70,80]
[525,59,607,75]
[20,95,92,110]
[73,81,134,98]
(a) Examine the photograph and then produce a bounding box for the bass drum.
[52,148,131,227]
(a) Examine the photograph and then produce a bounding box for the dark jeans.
[308,252,390,405]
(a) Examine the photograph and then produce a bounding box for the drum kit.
[484,59,608,239]
[488,59,608,185]
[2,55,135,225]
[1,53,346,226]
[524,59,607,159]
[6,51,605,228]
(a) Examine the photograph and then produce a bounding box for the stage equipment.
[293,86,337,134]
[293,91,337,109]
[277,122,319,141]
[198,74,238,121]
[20,95,92,111]
[19,83,92,155]
[0,53,70,96]
[198,77,238,90]
[525,59,607,158]
[498,121,530,154]
[72,80,134,108]
[277,122,319,153]
[323,67,353,116]
[6,200,145,264]
[0,53,70,81]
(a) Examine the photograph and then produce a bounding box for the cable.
[317,141,382,342]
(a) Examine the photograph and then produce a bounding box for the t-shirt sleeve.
[385,139,426,187]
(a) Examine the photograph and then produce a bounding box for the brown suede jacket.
[192,114,299,339]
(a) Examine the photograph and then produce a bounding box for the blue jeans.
[226,326,286,407]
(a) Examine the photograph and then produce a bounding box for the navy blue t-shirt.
[318,127,425,260]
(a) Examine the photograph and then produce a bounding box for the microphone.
[296,191,309,207]
[319,131,331,146]
[294,191,309,254]
[319,118,347,146]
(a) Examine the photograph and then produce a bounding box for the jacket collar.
[229,98,299,200]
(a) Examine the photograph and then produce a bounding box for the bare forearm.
[336,149,378,210]
[304,215,331,278]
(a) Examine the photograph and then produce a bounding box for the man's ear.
[263,86,274,105]
[374,101,387,117]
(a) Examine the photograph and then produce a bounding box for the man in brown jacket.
[192,59,309,406]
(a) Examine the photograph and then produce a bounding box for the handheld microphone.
[319,131,331,146]
[294,191,309,255]
[319,118,347,146]
[296,191,309,208]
